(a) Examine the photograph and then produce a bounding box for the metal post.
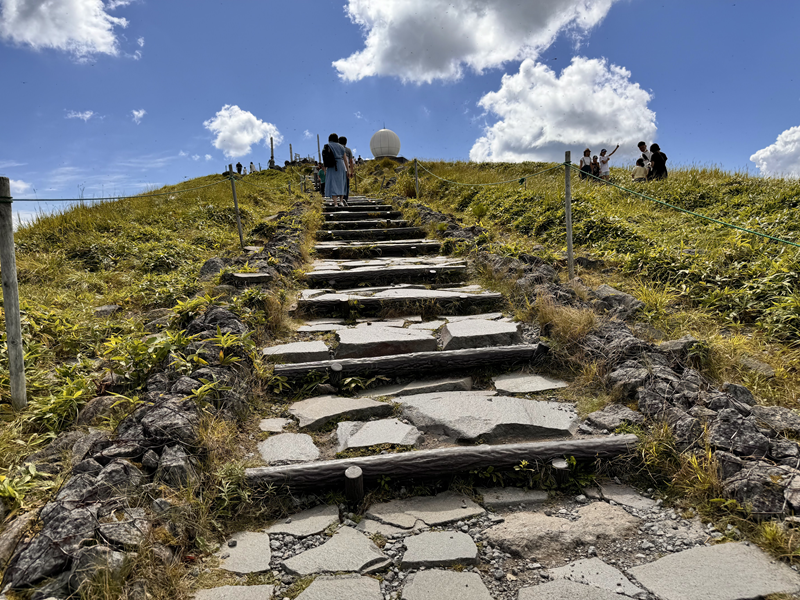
[270,137,274,161]
[289,144,293,164]
[0,177,26,410]
[564,151,574,280]
[228,166,245,250]
[414,159,420,199]
[317,134,321,163]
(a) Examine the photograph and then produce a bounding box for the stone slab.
[356,518,414,538]
[493,371,569,394]
[401,569,492,600]
[266,504,339,537]
[397,392,579,442]
[258,434,319,465]
[219,532,272,574]
[550,558,641,597]
[441,319,521,351]
[585,482,655,511]
[262,341,329,363]
[478,487,548,509]
[296,575,382,600]
[337,419,422,452]
[628,542,800,600]
[335,327,437,359]
[442,312,504,322]
[282,526,388,575]
[259,418,291,433]
[358,376,473,399]
[408,320,446,331]
[401,531,478,568]
[518,580,624,600]
[585,405,644,431]
[193,585,275,600]
[289,395,392,430]
[367,491,485,529]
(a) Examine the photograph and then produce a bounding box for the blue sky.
[1,0,799,224]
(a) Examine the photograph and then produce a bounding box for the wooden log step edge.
[245,435,638,488]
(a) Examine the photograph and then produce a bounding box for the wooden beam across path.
[304,264,467,288]
[324,219,411,230]
[322,204,393,213]
[314,240,441,258]
[246,435,639,488]
[316,227,426,242]
[273,343,543,379]
[324,211,403,221]
[296,289,503,317]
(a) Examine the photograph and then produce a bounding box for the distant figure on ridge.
[638,141,653,169]
[250,162,255,174]
[598,145,619,181]
[632,158,649,182]
[591,155,600,180]
[236,162,242,175]
[648,143,668,180]
[322,133,347,207]
[579,148,592,180]
[339,136,355,202]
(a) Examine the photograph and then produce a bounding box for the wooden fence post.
[414,159,420,199]
[564,151,574,280]
[344,466,364,505]
[0,177,26,410]
[317,134,321,163]
[227,166,245,250]
[289,144,293,164]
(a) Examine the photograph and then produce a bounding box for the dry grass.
[529,294,597,346]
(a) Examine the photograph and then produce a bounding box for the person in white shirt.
[597,144,619,181]
[579,148,592,180]
[637,141,653,169]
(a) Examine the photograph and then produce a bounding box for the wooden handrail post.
[0,177,26,410]
[564,151,574,280]
[414,159,420,199]
[317,134,321,163]
[227,168,245,250]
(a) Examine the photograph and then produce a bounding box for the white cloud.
[0,160,27,169]
[205,154,212,161]
[106,0,132,8]
[354,111,364,120]
[202,104,282,159]
[192,154,200,161]
[470,56,656,162]
[137,36,144,47]
[178,150,188,157]
[10,179,31,196]
[303,129,312,139]
[131,108,146,124]
[66,110,95,121]
[334,0,618,83]
[0,0,129,58]
[750,126,800,178]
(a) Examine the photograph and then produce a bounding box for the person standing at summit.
[637,141,653,169]
[339,136,355,202]
[323,133,348,207]
[597,144,619,181]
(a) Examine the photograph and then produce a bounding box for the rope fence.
[416,161,564,187]
[9,178,230,203]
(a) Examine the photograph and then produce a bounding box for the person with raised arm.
[597,144,619,181]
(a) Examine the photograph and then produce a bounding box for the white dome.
[370,129,401,158]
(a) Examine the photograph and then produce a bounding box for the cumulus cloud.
[137,36,144,47]
[178,150,188,157]
[303,129,313,139]
[0,0,129,58]
[192,154,200,161]
[10,179,31,196]
[203,104,282,159]
[66,110,95,121]
[131,108,146,124]
[205,154,212,161]
[470,57,656,162]
[334,0,618,83]
[750,126,800,178]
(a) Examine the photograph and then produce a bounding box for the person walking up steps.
[318,164,326,197]
[598,144,619,181]
[322,133,348,207]
[339,136,355,202]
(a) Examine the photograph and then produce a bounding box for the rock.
[76,396,122,426]
[289,396,392,430]
[261,341,330,363]
[367,492,484,529]
[722,461,797,514]
[750,405,800,436]
[483,503,639,560]
[441,319,521,351]
[357,376,473,398]
[146,372,170,392]
[282,527,388,575]
[96,459,143,497]
[721,382,757,406]
[593,285,643,319]
[97,516,150,550]
[0,511,37,571]
[266,504,339,537]
[295,575,381,600]
[739,355,776,378]
[588,482,655,511]
[658,335,699,360]
[141,450,159,470]
[259,418,292,433]
[94,304,122,317]
[258,433,320,465]
[401,570,492,600]
[549,558,642,597]
[31,571,71,600]
[401,531,478,568]
[199,257,226,280]
[397,391,578,442]
[337,419,421,452]
[709,409,770,459]
[715,451,744,481]
[193,585,276,600]
[219,532,272,574]
[157,445,197,488]
[73,458,103,476]
[355,518,410,538]
[629,542,800,600]
[335,327,437,358]
[585,404,643,431]
[140,398,199,446]
[478,487,548,509]
[518,579,625,600]
[770,438,800,461]
[171,376,202,395]
[607,365,650,398]
[67,545,128,593]
[492,371,569,394]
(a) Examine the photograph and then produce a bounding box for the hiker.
[598,144,619,181]
[579,148,592,180]
[632,158,649,182]
[322,133,348,206]
[648,143,668,180]
[236,161,242,175]
[318,164,326,197]
[591,156,601,180]
[637,141,653,169]
[339,136,355,202]
[250,162,255,174]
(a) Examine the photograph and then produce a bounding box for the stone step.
[304,264,468,288]
[245,435,638,488]
[316,227,427,242]
[323,204,393,213]
[324,219,411,230]
[272,343,544,380]
[314,240,442,258]
[294,287,504,318]
[324,211,402,221]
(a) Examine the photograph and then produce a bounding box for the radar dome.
[370,129,401,158]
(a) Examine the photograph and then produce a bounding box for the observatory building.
[370,128,401,158]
